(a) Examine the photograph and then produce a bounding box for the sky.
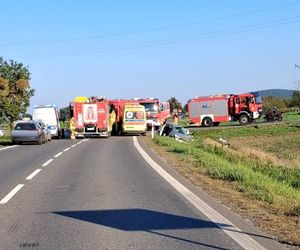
[0,0,300,112]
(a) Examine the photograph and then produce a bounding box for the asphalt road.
[0,137,286,249]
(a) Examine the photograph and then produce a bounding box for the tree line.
[0,57,34,126]
[262,92,300,112]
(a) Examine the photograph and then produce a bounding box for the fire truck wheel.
[202,117,213,127]
[239,114,250,125]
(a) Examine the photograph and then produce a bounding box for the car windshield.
[14,123,37,130]
[141,103,158,113]
[174,126,187,135]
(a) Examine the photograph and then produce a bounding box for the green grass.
[0,124,12,146]
[283,112,300,122]
[193,123,300,140]
[153,135,300,216]
[0,136,12,146]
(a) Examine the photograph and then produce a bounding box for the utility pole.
[295,64,300,90]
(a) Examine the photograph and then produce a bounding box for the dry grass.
[203,138,287,167]
[229,134,300,168]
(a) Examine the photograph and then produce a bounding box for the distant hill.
[257,89,294,98]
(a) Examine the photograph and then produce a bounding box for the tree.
[167,97,183,113]
[262,96,287,111]
[60,106,71,121]
[290,90,300,109]
[0,57,35,126]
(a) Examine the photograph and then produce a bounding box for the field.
[146,118,300,247]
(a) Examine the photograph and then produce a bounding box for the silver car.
[159,123,193,142]
[11,121,47,145]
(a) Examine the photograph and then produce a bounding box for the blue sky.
[1,0,300,111]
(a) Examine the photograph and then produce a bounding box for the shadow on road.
[53,208,233,249]
[53,208,228,231]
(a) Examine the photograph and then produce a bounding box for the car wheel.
[37,137,43,145]
[202,117,213,127]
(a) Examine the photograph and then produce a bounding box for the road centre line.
[133,137,266,250]
[71,144,77,148]
[0,145,18,151]
[0,184,25,204]
[54,152,63,158]
[25,169,42,180]
[42,159,53,167]
[63,147,70,152]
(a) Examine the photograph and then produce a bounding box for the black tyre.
[239,114,250,125]
[202,117,213,127]
[37,137,43,145]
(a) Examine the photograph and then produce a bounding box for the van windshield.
[141,103,158,113]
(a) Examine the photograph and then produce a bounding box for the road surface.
[0,137,285,249]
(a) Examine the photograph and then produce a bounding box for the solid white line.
[0,184,24,204]
[133,137,266,250]
[42,159,53,167]
[71,144,77,148]
[63,147,70,152]
[25,169,42,180]
[54,152,63,158]
[0,145,18,151]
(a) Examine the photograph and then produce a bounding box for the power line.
[22,16,300,59]
[1,1,300,47]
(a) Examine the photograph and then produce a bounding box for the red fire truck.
[136,98,170,129]
[188,92,262,126]
[70,96,110,137]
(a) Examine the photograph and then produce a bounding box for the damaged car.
[159,123,193,142]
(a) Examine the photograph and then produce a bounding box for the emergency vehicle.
[136,98,170,129]
[109,100,147,135]
[70,96,110,137]
[188,92,262,126]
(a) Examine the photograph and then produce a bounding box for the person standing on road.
[69,117,76,139]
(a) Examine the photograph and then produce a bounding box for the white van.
[32,105,62,138]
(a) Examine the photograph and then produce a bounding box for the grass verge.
[147,128,300,246]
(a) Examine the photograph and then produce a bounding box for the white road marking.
[42,159,53,167]
[0,145,18,151]
[0,184,24,204]
[71,144,77,148]
[133,137,266,250]
[25,169,42,180]
[54,152,63,158]
[63,147,70,152]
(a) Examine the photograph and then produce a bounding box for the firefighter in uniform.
[69,117,76,140]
